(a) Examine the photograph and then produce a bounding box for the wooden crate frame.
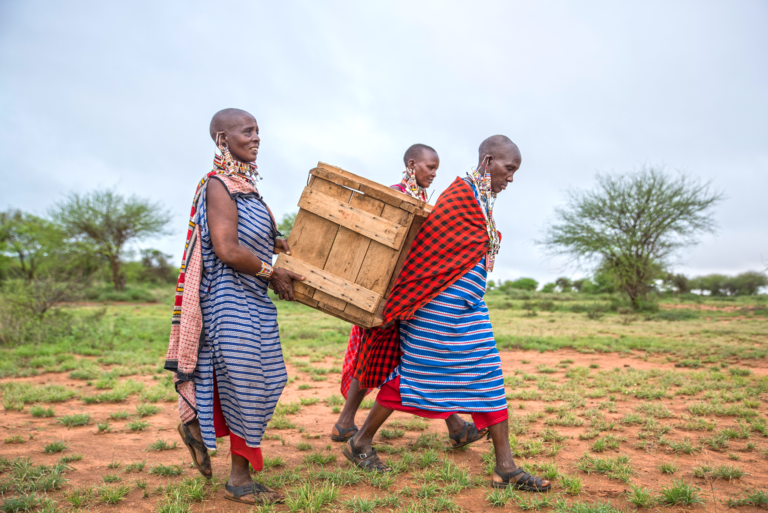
[274,162,432,328]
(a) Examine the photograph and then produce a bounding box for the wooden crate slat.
[343,204,413,320]
[275,254,382,313]
[298,188,408,250]
[287,177,352,297]
[316,162,426,210]
[383,213,428,299]
[313,192,385,311]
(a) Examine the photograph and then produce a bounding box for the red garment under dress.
[212,373,263,471]
[376,376,508,431]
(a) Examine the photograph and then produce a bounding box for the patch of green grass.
[126,419,150,432]
[276,401,302,415]
[43,440,68,453]
[284,481,339,513]
[1,382,76,411]
[635,402,673,419]
[29,405,55,418]
[59,454,82,464]
[662,437,701,455]
[102,474,121,483]
[136,403,161,417]
[0,457,69,495]
[625,484,655,508]
[303,452,337,466]
[147,439,178,452]
[109,410,130,420]
[389,418,429,431]
[97,421,112,433]
[380,428,405,440]
[98,484,131,504]
[107,460,122,469]
[577,453,633,483]
[298,383,312,390]
[268,415,296,430]
[658,461,679,474]
[297,442,313,451]
[58,413,91,427]
[725,488,768,508]
[591,435,624,453]
[65,486,94,507]
[712,464,745,481]
[560,474,583,496]
[149,464,184,477]
[657,480,704,506]
[4,435,25,444]
[299,397,319,406]
[124,460,146,473]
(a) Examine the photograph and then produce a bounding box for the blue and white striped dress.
[194,181,287,450]
[386,186,507,413]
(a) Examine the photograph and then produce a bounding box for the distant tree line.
[0,189,173,342]
[490,269,767,298]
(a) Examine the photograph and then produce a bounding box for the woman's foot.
[448,421,490,450]
[224,463,285,504]
[177,422,211,478]
[492,466,551,492]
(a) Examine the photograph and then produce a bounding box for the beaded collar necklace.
[467,160,500,272]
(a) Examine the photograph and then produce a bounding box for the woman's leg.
[334,378,366,432]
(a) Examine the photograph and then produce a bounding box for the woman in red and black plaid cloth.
[342,136,551,493]
[331,144,491,452]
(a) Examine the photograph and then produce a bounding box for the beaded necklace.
[400,169,428,202]
[467,159,500,272]
[213,146,260,190]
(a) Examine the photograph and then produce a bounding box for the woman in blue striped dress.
[180,108,304,506]
[346,135,551,493]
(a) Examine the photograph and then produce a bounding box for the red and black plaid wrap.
[354,177,495,389]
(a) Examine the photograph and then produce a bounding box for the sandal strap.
[225,482,255,498]
[181,423,208,452]
[449,422,472,443]
[333,423,359,437]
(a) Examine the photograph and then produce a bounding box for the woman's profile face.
[223,115,260,163]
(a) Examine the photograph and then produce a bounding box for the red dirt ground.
[1,349,767,512]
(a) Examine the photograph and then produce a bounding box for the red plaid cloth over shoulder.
[354,177,493,389]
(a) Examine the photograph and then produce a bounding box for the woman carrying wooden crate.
[344,136,551,492]
[165,108,304,506]
[332,144,491,451]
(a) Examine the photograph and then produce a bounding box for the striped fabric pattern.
[389,256,507,413]
[194,177,287,450]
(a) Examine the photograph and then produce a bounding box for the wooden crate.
[274,162,432,328]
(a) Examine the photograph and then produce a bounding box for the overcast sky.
[2,0,766,284]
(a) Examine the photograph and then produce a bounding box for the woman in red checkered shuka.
[330,143,491,451]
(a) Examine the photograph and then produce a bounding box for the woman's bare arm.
[206,178,304,300]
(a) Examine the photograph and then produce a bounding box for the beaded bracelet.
[256,261,273,279]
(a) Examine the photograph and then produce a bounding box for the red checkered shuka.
[340,325,363,398]
[355,177,494,389]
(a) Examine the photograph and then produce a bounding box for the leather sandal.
[342,438,391,473]
[224,482,285,505]
[331,423,359,442]
[492,467,551,492]
[177,423,211,478]
[448,421,489,450]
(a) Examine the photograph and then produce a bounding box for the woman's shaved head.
[478,135,522,194]
[209,108,260,163]
[478,135,520,165]
[209,108,256,141]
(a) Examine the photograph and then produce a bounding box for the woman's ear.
[406,158,416,171]
[216,131,229,148]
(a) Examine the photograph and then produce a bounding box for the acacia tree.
[540,166,723,308]
[51,189,171,290]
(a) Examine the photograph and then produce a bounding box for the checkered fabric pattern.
[340,325,363,398]
[355,177,492,389]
